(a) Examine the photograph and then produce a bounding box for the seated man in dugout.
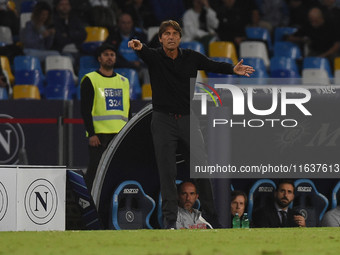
[231,190,247,225]
[176,182,213,229]
[252,179,306,228]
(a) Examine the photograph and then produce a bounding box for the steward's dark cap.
[96,43,116,57]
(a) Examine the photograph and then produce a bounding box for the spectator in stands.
[176,182,213,229]
[286,0,317,29]
[21,1,60,63]
[246,9,272,34]
[217,0,255,50]
[119,0,158,29]
[286,7,340,66]
[148,0,186,25]
[181,0,219,54]
[255,0,290,28]
[80,43,130,192]
[105,13,147,72]
[0,0,19,42]
[320,0,340,25]
[320,205,340,227]
[87,0,119,33]
[52,0,87,65]
[231,190,247,221]
[68,0,91,25]
[253,180,306,228]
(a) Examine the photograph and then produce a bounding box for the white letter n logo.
[0,130,12,154]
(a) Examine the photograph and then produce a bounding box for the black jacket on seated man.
[252,179,306,228]
[252,204,301,228]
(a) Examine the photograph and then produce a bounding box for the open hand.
[233,59,255,77]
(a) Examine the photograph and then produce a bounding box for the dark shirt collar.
[159,46,183,59]
[96,70,117,77]
[275,202,288,213]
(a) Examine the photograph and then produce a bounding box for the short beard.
[275,196,291,208]
[102,63,114,70]
[184,204,193,212]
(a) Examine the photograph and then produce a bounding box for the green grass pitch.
[0,228,339,255]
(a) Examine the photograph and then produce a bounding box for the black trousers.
[85,133,116,192]
[151,111,216,221]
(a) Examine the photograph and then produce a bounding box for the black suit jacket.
[252,204,301,228]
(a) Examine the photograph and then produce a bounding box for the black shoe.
[164,219,176,229]
[203,213,224,229]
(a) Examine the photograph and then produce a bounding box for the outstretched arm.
[128,39,156,67]
[128,39,143,50]
[233,59,255,77]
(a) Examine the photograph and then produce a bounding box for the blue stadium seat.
[246,27,272,52]
[45,70,76,100]
[238,69,269,85]
[331,181,340,209]
[270,56,299,73]
[303,57,333,78]
[270,69,301,84]
[274,27,297,42]
[14,55,45,81]
[81,41,103,54]
[273,41,302,59]
[289,179,329,227]
[20,0,37,13]
[79,55,100,70]
[180,41,205,55]
[115,68,141,100]
[110,180,155,230]
[247,179,276,221]
[0,87,8,99]
[242,57,267,72]
[14,55,43,73]
[15,70,45,96]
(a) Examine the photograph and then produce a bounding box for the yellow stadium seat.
[142,84,152,100]
[85,27,109,42]
[198,70,207,79]
[13,85,41,99]
[334,57,340,71]
[0,56,14,85]
[7,1,16,11]
[209,41,238,65]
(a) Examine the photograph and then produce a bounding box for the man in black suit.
[253,180,306,228]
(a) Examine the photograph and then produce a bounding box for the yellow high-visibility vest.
[84,71,130,134]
